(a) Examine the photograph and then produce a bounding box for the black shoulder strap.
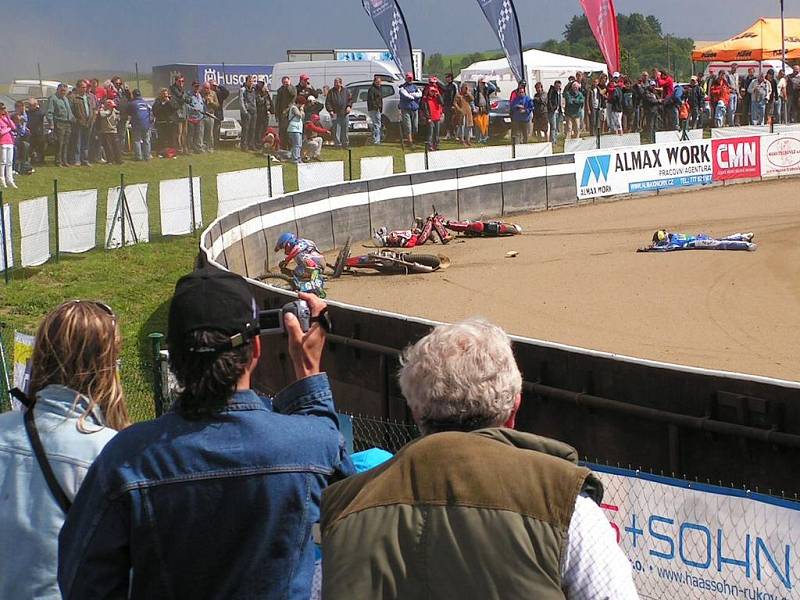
[15,391,73,514]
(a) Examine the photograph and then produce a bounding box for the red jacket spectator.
[422,86,444,122]
[304,115,330,139]
[658,74,675,99]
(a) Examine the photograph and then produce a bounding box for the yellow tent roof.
[692,18,800,61]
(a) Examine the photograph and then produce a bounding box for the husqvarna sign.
[575,139,713,199]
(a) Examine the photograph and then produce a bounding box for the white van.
[8,79,62,100]
[270,60,401,90]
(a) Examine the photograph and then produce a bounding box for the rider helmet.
[275,232,297,252]
[652,229,668,243]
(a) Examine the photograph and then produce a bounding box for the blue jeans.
[333,114,349,147]
[369,110,382,143]
[289,131,303,163]
[548,112,562,143]
[427,119,440,148]
[240,111,256,150]
[727,94,738,126]
[775,98,784,124]
[751,100,766,125]
[73,125,90,164]
[401,109,418,140]
[132,128,151,161]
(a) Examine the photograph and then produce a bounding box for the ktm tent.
[692,18,800,61]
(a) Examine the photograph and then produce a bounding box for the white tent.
[459,49,608,96]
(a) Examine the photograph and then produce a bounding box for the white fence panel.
[216,167,283,217]
[514,142,554,158]
[655,129,704,143]
[105,183,149,249]
[0,204,13,271]
[565,134,642,154]
[58,189,97,254]
[297,161,344,191]
[360,156,394,180]
[712,125,772,139]
[160,177,202,236]
[19,196,50,267]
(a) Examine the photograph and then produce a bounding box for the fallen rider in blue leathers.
[638,229,756,252]
[274,232,327,297]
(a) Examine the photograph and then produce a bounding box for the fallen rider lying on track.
[372,216,451,248]
[274,232,327,297]
[638,230,757,252]
[444,219,523,237]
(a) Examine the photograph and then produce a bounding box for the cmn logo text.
[581,155,612,187]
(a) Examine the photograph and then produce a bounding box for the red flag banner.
[579,0,620,74]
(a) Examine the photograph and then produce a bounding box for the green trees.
[542,13,695,80]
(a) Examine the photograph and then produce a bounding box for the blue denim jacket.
[0,385,116,600]
[58,374,355,600]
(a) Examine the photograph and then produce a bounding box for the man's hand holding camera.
[284,293,329,380]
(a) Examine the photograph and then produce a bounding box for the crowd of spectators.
[4,62,800,185]
[0,266,639,599]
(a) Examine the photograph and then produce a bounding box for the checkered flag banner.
[362,0,415,78]
[477,0,525,82]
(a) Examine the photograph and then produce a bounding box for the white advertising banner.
[297,161,344,191]
[216,167,284,217]
[405,143,552,173]
[712,124,800,139]
[19,196,50,267]
[759,133,800,178]
[360,156,394,180]
[58,189,97,254]
[160,177,202,236]
[0,204,12,271]
[575,139,712,200]
[105,183,149,249]
[592,465,799,600]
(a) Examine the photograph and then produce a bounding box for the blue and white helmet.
[275,232,297,252]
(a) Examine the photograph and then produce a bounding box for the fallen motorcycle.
[331,237,448,278]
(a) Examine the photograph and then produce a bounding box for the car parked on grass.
[218,117,242,143]
[488,99,512,139]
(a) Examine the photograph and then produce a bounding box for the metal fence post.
[53,179,60,262]
[119,173,126,247]
[0,322,11,411]
[188,165,197,235]
[267,154,273,197]
[0,191,9,285]
[424,143,429,170]
[149,332,165,417]
[512,135,516,159]
[348,148,354,180]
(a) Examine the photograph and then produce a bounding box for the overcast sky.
[2,0,796,81]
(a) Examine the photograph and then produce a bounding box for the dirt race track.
[324,179,800,382]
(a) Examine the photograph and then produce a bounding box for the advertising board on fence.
[575,139,712,200]
[592,464,799,600]
[11,331,34,410]
[712,136,761,181]
[760,133,800,178]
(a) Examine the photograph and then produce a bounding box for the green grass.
[0,138,484,419]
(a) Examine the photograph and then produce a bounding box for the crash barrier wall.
[575,131,800,200]
[200,142,800,496]
[710,123,800,139]
[202,152,577,278]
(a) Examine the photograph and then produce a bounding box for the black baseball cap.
[168,267,258,353]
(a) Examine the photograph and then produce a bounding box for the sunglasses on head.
[70,300,116,326]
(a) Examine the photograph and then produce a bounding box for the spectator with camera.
[152,88,177,154]
[0,300,130,599]
[58,268,354,600]
[321,318,638,600]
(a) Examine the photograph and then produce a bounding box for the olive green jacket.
[321,428,602,600]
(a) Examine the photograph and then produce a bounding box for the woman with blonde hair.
[0,300,130,599]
